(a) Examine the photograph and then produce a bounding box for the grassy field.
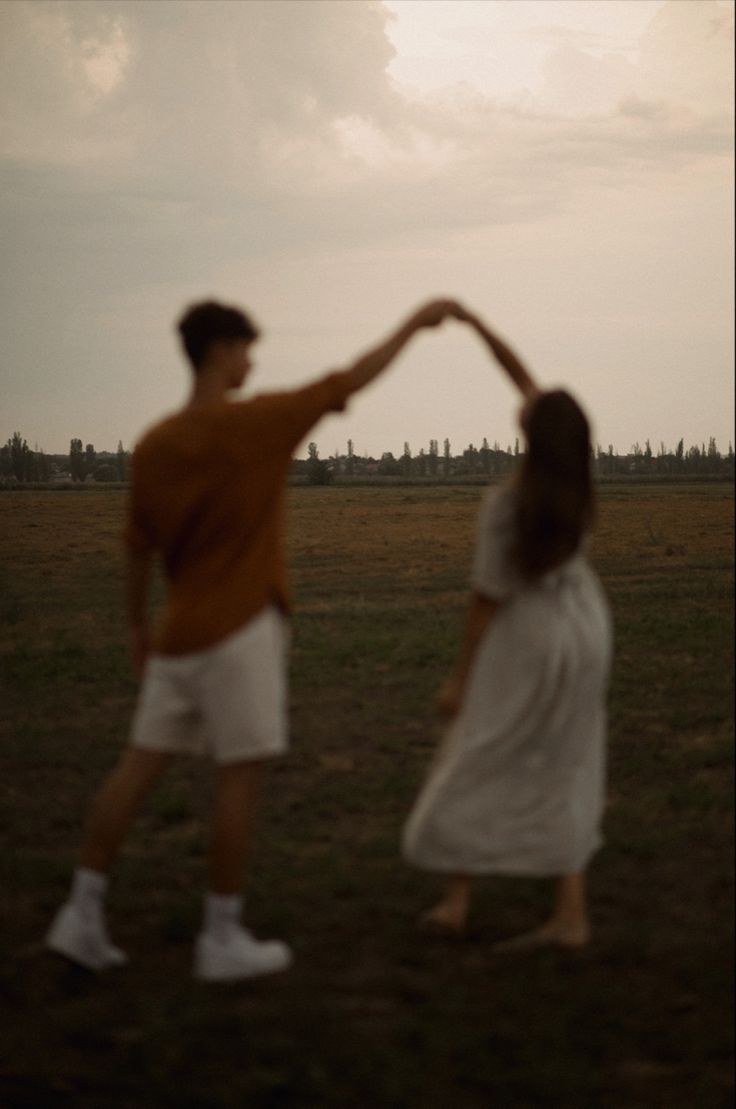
[0,483,733,1108]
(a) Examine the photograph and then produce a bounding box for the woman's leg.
[421,874,472,932]
[493,869,591,951]
[541,871,591,945]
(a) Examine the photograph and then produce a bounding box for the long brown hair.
[513,390,594,579]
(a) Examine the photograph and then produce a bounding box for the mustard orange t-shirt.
[124,371,352,655]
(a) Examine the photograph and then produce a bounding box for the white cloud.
[2,1,730,225]
[0,0,732,455]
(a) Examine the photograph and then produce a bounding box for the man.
[46,295,462,981]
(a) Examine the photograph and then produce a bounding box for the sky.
[1,0,733,458]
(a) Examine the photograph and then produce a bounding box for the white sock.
[70,867,109,925]
[204,893,243,942]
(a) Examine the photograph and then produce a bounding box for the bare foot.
[418,902,467,936]
[492,920,591,953]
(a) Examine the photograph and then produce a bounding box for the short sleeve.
[470,488,519,601]
[272,370,353,452]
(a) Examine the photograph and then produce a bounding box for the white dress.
[402,487,612,877]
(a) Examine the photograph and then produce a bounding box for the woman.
[402,315,612,949]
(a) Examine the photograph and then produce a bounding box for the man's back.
[126,376,351,655]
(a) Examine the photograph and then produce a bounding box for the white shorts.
[130,607,289,764]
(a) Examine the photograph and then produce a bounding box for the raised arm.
[341,299,463,396]
[459,309,539,399]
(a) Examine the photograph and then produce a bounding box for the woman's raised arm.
[459,309,539,399]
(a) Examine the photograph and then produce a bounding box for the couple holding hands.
[47,297,611,982]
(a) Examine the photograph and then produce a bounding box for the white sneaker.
[194,926,292,982]
[46,902,128,971]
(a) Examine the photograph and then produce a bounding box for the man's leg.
[81,747,172,872]
[47,748,171,969]
[195,759,291,981]
[207,759,264,894]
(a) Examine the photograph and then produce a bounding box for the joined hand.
[411,299,466,330]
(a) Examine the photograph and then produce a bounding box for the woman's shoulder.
[479,483,518,532]
[471,484,520,600]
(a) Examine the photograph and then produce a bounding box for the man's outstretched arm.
[341,299,463,396]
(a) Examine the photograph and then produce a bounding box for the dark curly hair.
[177,300,259,370]
[513,390,594,579]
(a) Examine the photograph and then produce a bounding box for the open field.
[0,483,733,1108]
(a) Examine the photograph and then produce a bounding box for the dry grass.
[0,482,733,1109]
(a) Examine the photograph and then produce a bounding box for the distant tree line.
[2,431,734,486]
[0,435,130,485]
[0,432,51,482]
[294,436,735,484]
[594,437,734,477]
